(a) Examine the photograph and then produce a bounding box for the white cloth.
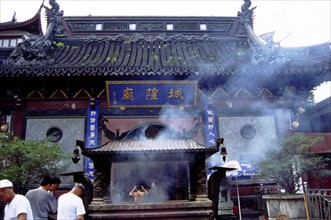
[57,192,85,220]
[4,194,34,220]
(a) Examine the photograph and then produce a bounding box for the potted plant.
[258,133,330,219]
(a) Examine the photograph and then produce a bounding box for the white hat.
[0,179,13,188]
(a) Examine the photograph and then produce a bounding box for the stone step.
[88,200,214,219]
[89,210,213,219]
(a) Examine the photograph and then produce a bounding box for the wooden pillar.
[189,161,197,201]
[13,110,24,138]
[91,158,110,204]
[188,153,208,201]
[196,154,208,200]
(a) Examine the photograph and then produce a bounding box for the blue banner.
[106,80,197,108]
[204,98,217,146]
[85,99,99,180]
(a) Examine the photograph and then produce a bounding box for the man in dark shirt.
[25,175,57,220]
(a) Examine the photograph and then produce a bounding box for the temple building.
[0,0,330,219]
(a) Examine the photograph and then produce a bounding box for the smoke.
[102,37,310,200]
[111,161,188,203]
[101,116,202,203]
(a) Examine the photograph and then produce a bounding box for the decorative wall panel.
[25,117,85,183]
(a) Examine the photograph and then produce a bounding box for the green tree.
[258,134,330,194]
[0,132,69,194]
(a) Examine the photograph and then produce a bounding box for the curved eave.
[0,34,330,80]
[0,37,250,76]
[0,66,237,77]
[245,24,331,60]
[82,139,218,156]
[0,11,43,35]
[0,57,329,79]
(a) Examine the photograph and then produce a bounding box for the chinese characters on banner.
[106,81,197,108]
[204,98,217,146]
[85,100,99,180]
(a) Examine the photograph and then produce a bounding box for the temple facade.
[0,0,330,219]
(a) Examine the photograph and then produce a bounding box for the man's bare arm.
[17,213,27,220]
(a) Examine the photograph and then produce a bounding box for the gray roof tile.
[84,139,217,154]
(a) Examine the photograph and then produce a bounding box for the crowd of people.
[0,176,86,220]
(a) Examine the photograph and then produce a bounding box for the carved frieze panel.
[174,23,199,31]
[104,23,128,31]
[208,23,232,32]
[70,23,95,32]
[138,23,164,31]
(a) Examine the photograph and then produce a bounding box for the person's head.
[0,179,15,202]
[276,215,289,220]
[135,185,143,192]
[50,176,61,192]
[71,183,85,197]
[40,175,54,190]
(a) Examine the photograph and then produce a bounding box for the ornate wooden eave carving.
[27,89,45,98]
[257,88,274,97]
[234,88,253,97]
[73,89,92,98]
[49,89,67,98]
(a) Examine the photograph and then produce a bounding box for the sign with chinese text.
[204,98,218,146]
[106,81,197,108]
[85,99,99,180]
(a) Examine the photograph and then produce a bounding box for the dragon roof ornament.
[4,33,52,67]
[237,0,291,64]
[4,0,64,67]
[44,0,65,37]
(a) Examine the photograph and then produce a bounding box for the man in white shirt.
[57,183,85,220]
[0,179,34,220]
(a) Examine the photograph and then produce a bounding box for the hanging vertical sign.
[204,98,217,146]
[85,99,99,180]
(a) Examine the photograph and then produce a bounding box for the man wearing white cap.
[0,179,34,220]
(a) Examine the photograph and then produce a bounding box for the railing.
[307,189,331,220]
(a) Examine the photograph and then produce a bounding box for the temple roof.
[0,32,329,80]
[0,7,43,35]
[83,139,217,155]
[0,0,330,86]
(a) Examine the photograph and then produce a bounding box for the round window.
[46,127,63,142]
[240,124,256,140]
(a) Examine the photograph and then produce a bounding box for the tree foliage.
[258,134,330,194]
[0,132,69,194]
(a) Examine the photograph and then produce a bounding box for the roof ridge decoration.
[241,0,330,64]
[3,0,64,67]
[237,0,288,64]
[239,0,256,26]
[81,33,221,43]
[4,33,53,67]
[0,12,17,26]
[11,12,17,23]
[235,0,256,37]
[43,0,65,37]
